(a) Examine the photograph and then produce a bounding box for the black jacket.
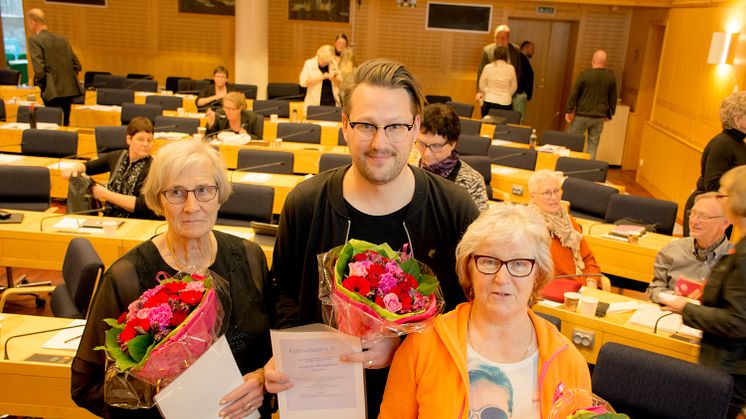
[695,128,746,192]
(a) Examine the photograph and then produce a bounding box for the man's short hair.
[339,58,424,118]
[27,9,45,24]
[213,65,229,77]
[421,103,460,143]
[521,41,533,49]
[694,191,721,204]
[494,24,510,36]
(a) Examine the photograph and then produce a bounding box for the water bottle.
[529,129,537,149]
[291,109,298,123]
[28,103,37,129]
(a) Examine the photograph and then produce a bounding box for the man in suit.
[476,24,522,112]
[565,49,617,160]
[514,41,535,123]
[26,8,83,126]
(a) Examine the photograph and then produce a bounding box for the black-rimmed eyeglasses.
[346,116,415,143]
[473,255,536,277]
[161,185,218,204]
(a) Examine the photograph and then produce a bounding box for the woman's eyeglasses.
[414,140,449,153]
[161,185,218,204]
[473,255,536,277]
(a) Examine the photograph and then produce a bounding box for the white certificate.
[271,323,365,419]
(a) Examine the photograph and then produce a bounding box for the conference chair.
[124,78,158,92]
[96,88,134,106]
[236,149,294,175]
[0,69,21,85]
[154,115,200,135]
[445,101,474,118]
[17,106,64,125]
[488,145,537,171]
[337,127,346,146]
[234,84,258,100]
[267,83,304,100]
[217,183,274,226]
[555,156,609,183]
[145,94,183,111]
[192,79,211,93]
[93,74,126,89]
[425,94,452,104]
[492,124,532,144]
[561,177,619,221]
[0,165,50,211]
[0,99,5,121]
[165,76,190,93]
[319,153,352,173]
[460,118,482,136]
[276,122,321,144]
[252,99,290,118]
[456,134,490,156]
[542,130,585,152]
[604,194,678,236]
[593,342,732,419]
[460,155,492,199]
[95,126,128,152]
[535,312,561,331]
[307,105,342,122]
[176,78,199,94]
[253,113,265,139]
[487,108,522,124]
[50,238,104,319]
[21,129,78,158]
[120,103,163,125]
[84,71,111,89]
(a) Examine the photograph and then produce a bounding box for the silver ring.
[367,360,374,368]
[246,401,252,410]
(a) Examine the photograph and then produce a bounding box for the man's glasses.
[414,140,449,153]
[473,255,536,277]
[346,116,415,143]
[686,209,723,222]
[161,185,219,204]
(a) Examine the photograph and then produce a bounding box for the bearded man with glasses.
[265,58,479,417]
[647,192,733,303]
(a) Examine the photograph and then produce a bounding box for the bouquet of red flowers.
[549,385,628,419]
[97,271,226,408]
[318,239,444,340]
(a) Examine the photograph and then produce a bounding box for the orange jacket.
[551,217,601,282]
[379,302,591,418]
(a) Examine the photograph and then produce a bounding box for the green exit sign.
[536,6,556,14]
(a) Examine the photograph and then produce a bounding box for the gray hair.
[719,91,746,129]
[721,166,746,218]
[528,169,564,195]
[455,203,553,302]
[142,141,231,216]
[339,58,424,118]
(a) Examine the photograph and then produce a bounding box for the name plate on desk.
[24,353,74,364]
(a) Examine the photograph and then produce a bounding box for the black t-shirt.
[318,64,335,106]
[345,200,410,251]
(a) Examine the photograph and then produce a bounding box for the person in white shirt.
[476,46,517,118]
[299,45,340,107]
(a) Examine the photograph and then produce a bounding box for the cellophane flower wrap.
[318,239,445,341]
[549,385,629,419]
[96,271,228,408]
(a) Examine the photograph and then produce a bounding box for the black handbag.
[66,175,101,213]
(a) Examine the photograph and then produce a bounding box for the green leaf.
[100,328,138,371]
[400,258,420,276]
[103,318,123,328]
[417,274,439,295]
[127,334,155,363]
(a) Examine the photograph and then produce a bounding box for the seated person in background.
[648,192,732,303]
[380,204,591,418]
[476,46,517,118]
[528,170,601,288]
[300,45,340,107]
[196,65,236,112]
[205,91,261,139]
[62,116,156,219]
[417,103,489,211]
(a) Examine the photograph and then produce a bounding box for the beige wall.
[637,4,746,217]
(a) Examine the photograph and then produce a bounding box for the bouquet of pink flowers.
[97,271,226,407]
[549,385,628,419]
[318,239,444,340]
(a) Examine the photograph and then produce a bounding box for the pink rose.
[383,293,402,313]
[185,281,205,292]
[348,261,371,277]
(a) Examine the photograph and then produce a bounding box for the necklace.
[468,313,536,361]
[165,233,215,274]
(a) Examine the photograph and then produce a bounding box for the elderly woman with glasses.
[416,103,489,211]
[661,166,746,419]
[205,91,261,139]
[528,170,601,288]
[380,204,591,419]
[71,141,274,419]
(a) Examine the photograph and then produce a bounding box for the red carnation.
[401,273,418,290]
[191,274,206,280]
[170,310,189,326]
[179,290,204,306]
[343,276,371,296]
[117,311,127,324]
[163,281,187,294]
[399,291,413,310]
[368,264,386,277]
[374,294,385,308]
[128,317,150,333]
[143,290,169,308]
[118,325,137,344]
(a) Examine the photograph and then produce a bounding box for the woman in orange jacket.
[380,204,591,418]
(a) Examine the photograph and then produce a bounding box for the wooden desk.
[581,223,674,284]
[533,288,699,364]
[0,314,97,418]
[0,85,43,105]
[69,104,121,127]
[0,124,97,157]
[0,154,106,199]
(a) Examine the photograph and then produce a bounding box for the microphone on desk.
[561,168,607,176]
[39,208,103,231]
[269,94,305,101]
[230,162,286,182]
[306,109,340,120]
[491,151,530,163]
[275,128,316,142]
[252,105,283,115]
[3,324,86,360]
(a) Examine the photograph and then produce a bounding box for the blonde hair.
[223,91,247,111]
[338,48,356,80]
[142,141,231,216]
[721,166,746,218]
[719,91,746,130]
[455,204,553,302]
[317,45,336,63]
